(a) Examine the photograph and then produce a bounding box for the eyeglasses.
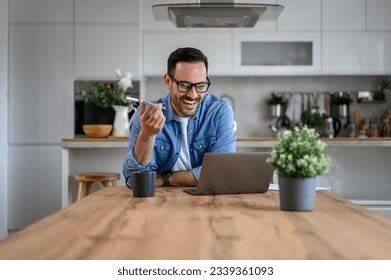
[168,74,211,93]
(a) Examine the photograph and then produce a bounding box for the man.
[123,47,236,187]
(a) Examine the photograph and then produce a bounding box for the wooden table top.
[1,187,391,260]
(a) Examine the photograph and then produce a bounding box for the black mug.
[127,171,156,197]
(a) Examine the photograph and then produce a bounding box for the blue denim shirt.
[122,93,236,186]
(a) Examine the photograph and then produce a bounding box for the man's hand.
[139,103,165,137]
[134,103,165,166]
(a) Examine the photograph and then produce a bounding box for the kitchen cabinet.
[9,25,74,144]
[0,0,8,240]
[367,0,391,31]
[75,0,139,24]
[8,146,62,229]
[232,32,321,75]
[143,31,232,76]
[323,32,391,74]
[75,25,140,79]
[277,0,321,31]
[9,0,73,23]
[322,0,366,31]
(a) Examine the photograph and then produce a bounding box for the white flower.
[117,70,133,92]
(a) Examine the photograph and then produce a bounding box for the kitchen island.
[61,138,391,218]
[1,187,391,259]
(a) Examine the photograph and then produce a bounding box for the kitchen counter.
[62,137,391,148]
[1,187,391,259]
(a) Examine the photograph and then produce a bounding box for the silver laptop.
[183,152,274,195]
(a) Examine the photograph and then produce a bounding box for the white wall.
[0,0,9,240]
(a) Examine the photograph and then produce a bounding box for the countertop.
[1,187,391,259]
[62,137,391,148]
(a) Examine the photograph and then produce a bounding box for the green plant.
[81,69,135,108]
[266,127,329,178]
[266,93,287,106]
[300,111,323,128]
[332,94,352,105]
[378,77,391,92]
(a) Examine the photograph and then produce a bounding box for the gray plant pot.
[278,176,316,211]
[270,104,282,118]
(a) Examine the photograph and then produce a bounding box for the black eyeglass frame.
[168,74,211,93]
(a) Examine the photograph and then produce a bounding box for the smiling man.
[123,47,236,187]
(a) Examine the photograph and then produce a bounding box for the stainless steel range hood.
[152,1,284,28]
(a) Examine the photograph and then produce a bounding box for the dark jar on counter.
[369,123,379,138]
[347,123,356,138]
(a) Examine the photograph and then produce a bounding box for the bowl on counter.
[83,125,113,138]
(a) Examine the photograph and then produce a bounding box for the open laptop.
[183,152,274,195]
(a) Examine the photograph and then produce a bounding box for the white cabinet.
[10,0,73,23]
[75,0,139,23]
[9,25,74,144]
[277,0,321,31]
[323,32,391,74]
[75,25,140,79]
[0,0,8,240]
[367,0,391,31]
[144,31,232,76]
[322,0,366,31]
[8,146,62,229]
[233,32,321,75]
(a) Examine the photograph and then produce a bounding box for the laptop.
[183,152,274,195]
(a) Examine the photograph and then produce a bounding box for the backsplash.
[145,76,391,137]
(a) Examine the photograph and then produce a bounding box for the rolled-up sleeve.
[122,108,157,186]
[191,101,237,181]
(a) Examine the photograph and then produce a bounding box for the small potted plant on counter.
[266,127,330,211]
[80,69,137,137]
[267,92,287,118]
[332,92,352,118]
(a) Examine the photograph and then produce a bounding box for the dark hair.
[167,47,208,76]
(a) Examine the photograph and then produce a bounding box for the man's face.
[164,61,208,117]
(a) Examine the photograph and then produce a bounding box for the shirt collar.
[164,93,210,122]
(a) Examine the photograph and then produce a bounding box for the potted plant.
[300,110,323,130]
[376,77,390,101]
[80,69,137,137]
[332,93,352,118]
[266,127,330,211]
[267,93,287,118]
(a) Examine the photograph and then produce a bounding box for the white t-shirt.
[172,116,192,171]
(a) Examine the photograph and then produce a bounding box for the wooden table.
[1,187,391,259]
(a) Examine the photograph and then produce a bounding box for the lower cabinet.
[8,146,62,229]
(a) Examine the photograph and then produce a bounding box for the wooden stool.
[74,172,120,201]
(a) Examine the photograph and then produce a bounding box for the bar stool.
[74,172,120,201]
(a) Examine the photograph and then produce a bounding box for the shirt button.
[199,145,202,148]
[161,146,164,149]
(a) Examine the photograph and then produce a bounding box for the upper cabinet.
[9,25,74,144]
[75,25,140,79]
[323,32,391,74]
[10,0,73,23]
[75,0,139,23]
[367,0,391,31]
[277,0,321,31]
[144,31,232,76]
[233,32,321,75]
[323,0,366,31]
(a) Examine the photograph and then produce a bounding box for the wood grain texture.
[1,187,391,260]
